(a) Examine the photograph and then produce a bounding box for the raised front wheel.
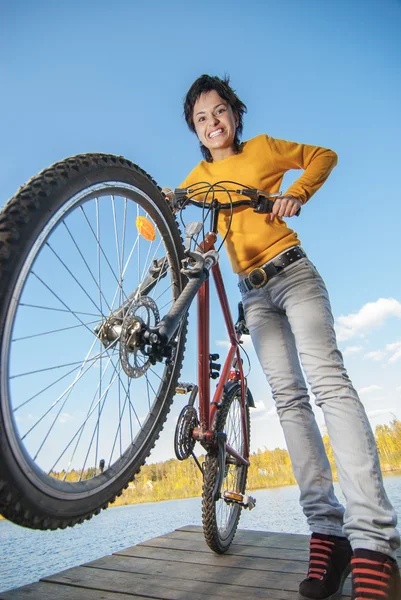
[0,154,187,529]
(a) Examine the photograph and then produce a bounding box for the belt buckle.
[248,267,268,289]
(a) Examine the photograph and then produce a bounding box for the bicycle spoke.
[13,357,102,411]
[106,351,143,431]
[31,272,100,337]
[108,378,132,467]
[95,342,103,473]
[120,198,128,311]
[12,359,99,381]
[78,362,122,480]
[12,319,100,342]
[80,203,129,306]
[111,196,123,289]
[19,303,98,317]
[45,241,105,318]
[21,337,103,445]
[138,237,163,292]
[51,364,121,473]
[12,342,116,383]
[61,349,118,479]
[62,220,112,314]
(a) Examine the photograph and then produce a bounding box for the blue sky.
[1,0,401,463]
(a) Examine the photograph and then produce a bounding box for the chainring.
[174,405,199,460]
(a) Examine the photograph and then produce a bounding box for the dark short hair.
[183,74,247,162]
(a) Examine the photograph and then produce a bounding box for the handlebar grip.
[255,197,301,217]
[253,197,274,214]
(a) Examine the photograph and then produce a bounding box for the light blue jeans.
[240,252,400,557]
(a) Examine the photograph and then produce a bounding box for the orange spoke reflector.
[223,491,243,502]
[136,216,156,241]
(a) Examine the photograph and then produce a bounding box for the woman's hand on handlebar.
[162,187,180,213]
[162,187,174,200]
[270,195,302,222]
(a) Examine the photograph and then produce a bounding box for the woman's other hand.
[161,187,174,200]
[270,195,302,222]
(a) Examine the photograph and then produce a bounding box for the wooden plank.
[140,530,311,556]
[165,528,311,550]
[0,581,148,600]
[174,527,401,558]
[77,554,317,591]
[40,564,343,600]
[3,527,399,600]
[116,544,308,573]
[83,553,353,597]
[137,535,310,561]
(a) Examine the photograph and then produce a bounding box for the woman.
[178,74,400,600]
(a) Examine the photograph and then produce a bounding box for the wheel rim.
[1,181,183,499]
[215,395,246,538]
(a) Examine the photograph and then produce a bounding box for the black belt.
[238,247,307,293]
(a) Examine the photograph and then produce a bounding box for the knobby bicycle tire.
[202,384,251,553]
[0,153,187,529]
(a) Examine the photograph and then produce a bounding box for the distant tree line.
[111,417,401,507]
[2,419,399,522]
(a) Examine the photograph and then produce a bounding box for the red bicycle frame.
[193,234,250,466]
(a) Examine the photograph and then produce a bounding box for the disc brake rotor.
[119,296,159,378]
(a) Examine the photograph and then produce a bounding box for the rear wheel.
[0,154,187,529]
[202,384,251,553]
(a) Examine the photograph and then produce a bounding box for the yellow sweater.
[180,134,337,274]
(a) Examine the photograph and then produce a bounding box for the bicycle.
[0,153,281,552]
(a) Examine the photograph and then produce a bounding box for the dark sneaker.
[351,549,401,599]
[298,532,352,599]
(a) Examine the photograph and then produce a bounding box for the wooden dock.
[2,525,401,599]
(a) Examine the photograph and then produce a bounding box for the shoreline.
[2,468,400,523]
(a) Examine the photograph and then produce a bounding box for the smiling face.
[193,89,239,161]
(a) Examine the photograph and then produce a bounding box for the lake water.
[1,472,400,594]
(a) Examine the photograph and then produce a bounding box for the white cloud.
[59,412,73,424]
[358,385,381,395]
[215,336,253,349]
[216,339,230,348]
[363,350,385,361]
[363,340,401,364]
[386,341,401,363]
[251,400,277,422]
[343,345,363,355]
[335,298,401,341]
[15,413,34,423]
[367,409,393,419]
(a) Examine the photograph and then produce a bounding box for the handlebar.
[169,182,300,216]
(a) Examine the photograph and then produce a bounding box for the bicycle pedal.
[175,382,195,394]
[223,491,256,510]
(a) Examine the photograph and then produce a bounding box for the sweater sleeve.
[266,136,338,203]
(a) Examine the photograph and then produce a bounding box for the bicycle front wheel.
[0,154,187,529]
[202,384,251,553]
